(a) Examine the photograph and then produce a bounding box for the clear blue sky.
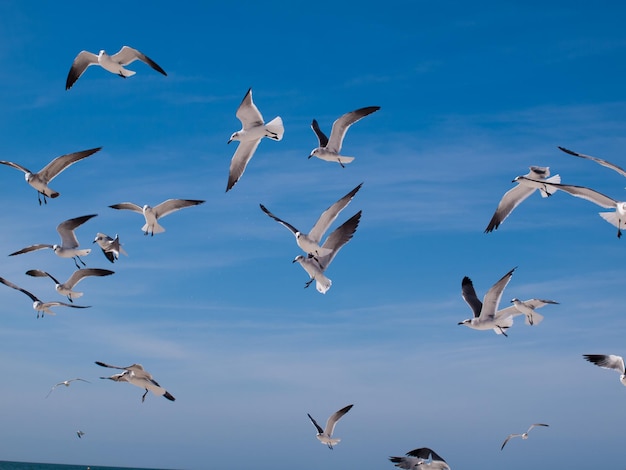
[1,1,625,469]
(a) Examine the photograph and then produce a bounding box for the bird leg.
[304,279,314,288]
[497,326,508,337]
[38,192,47,205]
[141,389,148,402]
[337,159,345,168]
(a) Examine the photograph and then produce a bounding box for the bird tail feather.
[264,116,284,141]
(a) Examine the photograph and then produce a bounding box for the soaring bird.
[226,88,284,191]
[46,378,91,398]
[497,298,559,326]
[501,423,549,450]
[26,268,114,302]
[95,361,175,402]
[0,147,101,205]
[583,354,626,386]
[307,404,353,449]
[309,106,380,166]
[389,447,450,469]
[66,46,166,90]
[109,199,205,236]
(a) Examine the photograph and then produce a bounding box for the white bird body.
[501,423,549,450]
[389,447,450,470]
[95,361,175,402]
[497,298,559,326]
[26,268,114,301]
[93,233,127,263]
[583,354,626,386]
[307,404,353,449]
[109,199,205,236]
[458,267,516,335]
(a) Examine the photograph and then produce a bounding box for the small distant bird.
[485,166,560,233]
[46,378,91,398]
[309,106,380,166]
[458,267,517,336]
[26,268,114,302]
[109,199,205,236]
[226,88,284,192]
[307,404,353,449]
[260,183,362,259]
[0,147,102,205]
[0,276,90,318]
[293,211,361,294]
[93,233,127,263]
[95,361,175,402]
[501,423,549,450]
[389,447,450,470]
[497,298,559,326]
[10,214,97,268]
[583,354,626,386]
[558,146,626,178]
[76,430,85,439]
[66,46,167,90]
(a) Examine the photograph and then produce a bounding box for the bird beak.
[308,154,313,159]
[457,321,465,325]
[227,139,232,144]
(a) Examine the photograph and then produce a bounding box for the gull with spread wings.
[95,361,175,402]
[109,199,205,236]
[501,423,549,450]
[46,378,90,398]
[307,404,353,449]
[26,268,114,302]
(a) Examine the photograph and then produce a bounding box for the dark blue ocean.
[0,462,172,470]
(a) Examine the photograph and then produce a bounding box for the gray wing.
[111,46,167,75]
[316,211,362,271]
[25,269,61,285]
[406,448,447,463]
[528,423,549,432]
[540,182,617,209]
[57,214,97,248]
[307,413,324,434]
[461,276,482,317]
[45,301,90,309]
[259,204,299,235]
[226,139,262,192]
[38,147,102,183]
[152,199,205,219]
[481,267,516,320]
[484,183,536,232]
[559,146,626,178]
[327,106,380,153]
[309,183,362,243]
[9,244,54,256]
[64,268,114,288]
[109,202,144,214]
[583,354,626,374]
[66,50,99,90]
[235,88,264,128]
[0,277,39,302]
[95,361,142,371]
[0,160,32,174]
[311,119,329,147]
[501,434,521,450]
[324,404,353,436]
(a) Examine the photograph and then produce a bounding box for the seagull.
[109,199,205,236]
[66,46,167,90]
[558,146,626,178]
[485,166,560,232]
[0,147,102,205]
[501,423,549,450]
[226,88,284,192]
[76,430,85,439]
[293,211,361,294]
[307,404,353,449]
[520,178,626,238]
[389,447,450,470]
[497,298,559,326]
[260,183,362,258]
[309,106,380,167]
[0,277,90,318]
[46,378,91,398]
[583,354,626,386]
[26,268,114,302]
[95,361,175,402]
[9,214,97,268]
[458,267,517,336]
[93,233,128,263]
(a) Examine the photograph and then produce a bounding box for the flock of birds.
[1,43,624,467]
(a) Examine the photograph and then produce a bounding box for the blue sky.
[1,1,626,469]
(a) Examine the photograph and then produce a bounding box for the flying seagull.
[485,166,560,233]
[0,276,90,318]
[501,423,549,450]
[520,178,626,238]
[9,214,97,268]
[0,147,102,205]
[497,298,559,326]
[66,46,167,90]
[26,268,114,302]
[307,404,353,449]
[46,378,91,398]
[95,361,175,402]
[76,430,85,439]
[293,211,361,294]
[389,447,450,470]
[458,267,517,336]
[93,233,128,263]
[558,146,626,178]
[226,88,284,192]
[260,183,362,258]
[583,354,626,386]
[109,199,205,236]
[309,106,380,167]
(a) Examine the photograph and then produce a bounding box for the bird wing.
[528,423,549,432]
[109,202,144,213]
[65,268,114,288]
[480,267,516,320]
[324,404,353,436]
[57,214,97,248]
[327,106,380,153]
[66,50,99,90]
[316,211,362,271]
[25,269,60,285]
[307,413,324,434]
[235,88,264,128]
[111,46,167,75]
[521,299,559,309]
[484,183,536,233]
[531,181,617,209]
[38,147,102,183]
[559,146,626,178]
[0,277,40,302]
[95,361,141,371]
[0,160,31,174]
[389,456,422,469]
[259,204,299,235]
[461,276,482,318]
[44,301,90,309]
[309,183,362,244]
[152,199,205,219]
[583,354,626,374]
[501,433,521,450]
[9,244,54,256]
[226,138,262,192]
[311,119,329,147]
